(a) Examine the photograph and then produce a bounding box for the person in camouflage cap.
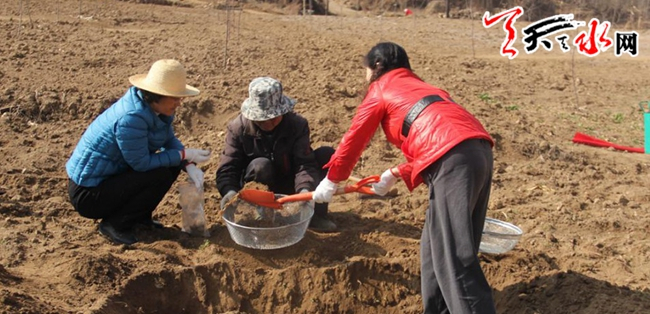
[216,77,337,232]
[241,77,296,121]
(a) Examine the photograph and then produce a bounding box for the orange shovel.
[238,175,380,209]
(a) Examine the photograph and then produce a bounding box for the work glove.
[185,163,205,189]
[371,168,399,196]
[220,190,238,210]
[182,148,211,164]
[313,178,338,203]
[297,189,313,214]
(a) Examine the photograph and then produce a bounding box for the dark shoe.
[309,215,337,233]
[98,220,138,245]
[137,218,164,229]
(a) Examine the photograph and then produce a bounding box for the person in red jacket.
[313,42,496,314]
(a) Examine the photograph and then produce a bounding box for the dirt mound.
[1,0,650,313]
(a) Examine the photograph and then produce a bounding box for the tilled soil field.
[1,1,650,313]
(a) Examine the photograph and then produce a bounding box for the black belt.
[401,95,445,137]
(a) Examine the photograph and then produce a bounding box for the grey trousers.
[420,139,496,314]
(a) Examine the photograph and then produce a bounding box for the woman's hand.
[371,168,399,196]
[313,178,338,203]
[220,190,238,210]
[182,149,211,163]
[185,163,205,188]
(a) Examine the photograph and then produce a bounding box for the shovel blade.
[238,189,283,209]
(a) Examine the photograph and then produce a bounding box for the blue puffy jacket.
[66,87,184,187]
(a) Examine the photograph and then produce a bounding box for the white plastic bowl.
[479,218,523,254]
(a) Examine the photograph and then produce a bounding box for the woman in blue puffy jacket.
[66,59,211,245]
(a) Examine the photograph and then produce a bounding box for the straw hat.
[241,77,295,121]
[128,59,200,97]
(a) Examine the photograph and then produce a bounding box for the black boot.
[136,218,164,229]
[309,214,337,232]
[98,220,138,245]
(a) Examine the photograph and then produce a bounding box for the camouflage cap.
[241,77,296,121]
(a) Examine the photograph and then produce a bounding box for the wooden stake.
[468,0,475,58]
[224,0,231,68]
[19,0,23,32]
[27,0,33,28]
[237,8,241,43]
[571,48,580,107]
[445,0,450,18]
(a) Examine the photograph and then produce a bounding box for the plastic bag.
[178,181,210,237]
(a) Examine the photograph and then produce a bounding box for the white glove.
[313,178,338,203]
[298,189,313,213]
[371,168,399,196]
[220,190,238,210]
[183,148,211,164]
[185,163,205,189]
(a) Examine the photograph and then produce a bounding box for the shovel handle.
[276,175,380,204]
[276,192,314,203]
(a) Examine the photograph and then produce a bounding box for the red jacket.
[325,68,493,191]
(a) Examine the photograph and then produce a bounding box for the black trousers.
[68,166,182,231]
[244,146,334,216]
[420,139,496,314]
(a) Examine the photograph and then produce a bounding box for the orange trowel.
[238,175,380,209]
